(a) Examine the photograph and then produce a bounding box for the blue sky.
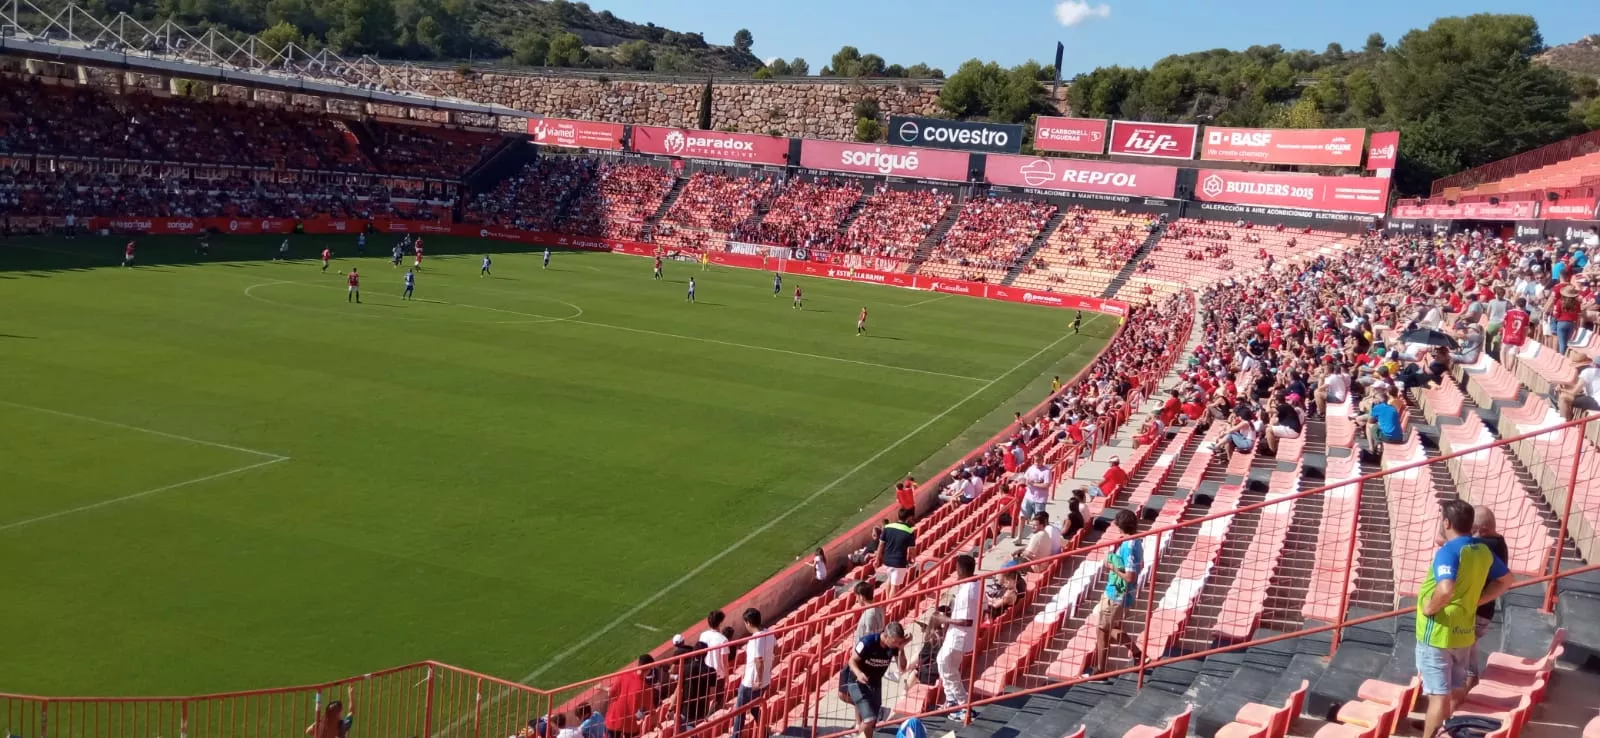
[586,0,1598,76]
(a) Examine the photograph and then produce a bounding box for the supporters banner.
[1195,169,1389,214]
[983,154,1178,198]
[1460,201,1540,220]
[1199,126,1365,167]
[1033,116,1109,154]
[630,126,789,165]
[887,115,1024,154]
[798,140,971,182]
[1545,198,1599,220]
[1367,131,1400,171]
[528,117,623,150]
[1108,121,1198,160]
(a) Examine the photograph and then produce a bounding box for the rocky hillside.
[1537,34,1600,77]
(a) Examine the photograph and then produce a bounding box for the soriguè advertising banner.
[1200,126,1365,167]
[797,139,971,182]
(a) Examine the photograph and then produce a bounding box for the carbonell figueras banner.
[798,140,971,182]
[984,154,1178,198]
[630,126,789,165]
[1032,116,1109,154]
[1195,169,1389,215]
[1200,126,1365,167]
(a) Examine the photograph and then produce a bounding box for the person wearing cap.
[1557,353,1600,420]
[1097,456,1128,500]
[1553,283,1583,356]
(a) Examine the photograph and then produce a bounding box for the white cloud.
[764,57,780,66]
[1054,0,1111,27]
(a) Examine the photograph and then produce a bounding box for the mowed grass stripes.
[0,235,1112,695]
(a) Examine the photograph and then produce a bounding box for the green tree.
[905,63,939,79]
[654,50,692,74]
[415,15,445,57]
[939,58,1050,123]
[852,97,880,120]
[511,31,549,66]
[856,53,886,77]
[697,78,714,130]
[766,58,792,76]
[753,67,773,80]
[545,32,585,66]
[854,117,883,142]
[1586,98,1600,130]
[1365,32,1386,54]
[788,57,810,76]
[326,0,396,54]
[256,20,304,55]
[613,39,654,70]
[828,46,861,77]
[733,28,753,53]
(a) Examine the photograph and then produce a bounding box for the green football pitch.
[0,234,1113,696]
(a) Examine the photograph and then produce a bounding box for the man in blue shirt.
[838,623,909,738]
[1085,509,1144,677]
[1361,387,1405,452]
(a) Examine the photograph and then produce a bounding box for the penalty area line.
[0,456,290,533]
[0,399,289,460]
[513,328,1079,686]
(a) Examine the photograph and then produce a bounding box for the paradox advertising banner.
[1367,131,1400,171]
[1200,126,1365,167]
[983,154,1178,198]
[1033,116,1108,154]
[630,126,789,165]
[1107,121,1198,160]
[1195,169,1389,214]
[528,117,623,150]
[798,139,971,182]
[887,115,1023,154]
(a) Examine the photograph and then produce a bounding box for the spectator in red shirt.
[894,475,917,518]
[1158,389,1182,427]
[1098,456,1129,500]
[604,655,656,737]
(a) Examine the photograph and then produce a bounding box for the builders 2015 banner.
[1195,170,1390,215]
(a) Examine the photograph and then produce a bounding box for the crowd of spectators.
[922,195,1057,282]
[0,167,442,220]
[469,157,600,232]
[366,123,503,178]
[652,170,775,251]
[0,77,500,181]
[563,161,676,240]
[729,177,862,252]
[838,188,954,260]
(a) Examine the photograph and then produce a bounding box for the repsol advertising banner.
[887,115,1024,154]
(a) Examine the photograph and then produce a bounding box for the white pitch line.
[0,456,289,533]
[251,277,985,383]
[896,294,953,309]
[514,328,1080,685]
[0,399,288,460]
[633,623,661,633]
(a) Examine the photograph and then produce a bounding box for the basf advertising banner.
[630,126,789,165]
[1032,116,1108,154]
[1200,126,1365,167]
[798,140,971,182]
[1107,121,1198,160]
[1195,169,1389,214]
[984,155,1177,198]
[887,116,1024,154]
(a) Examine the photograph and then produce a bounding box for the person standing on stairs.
[931,554,982,723]
[1416,500,1513,738]
[1085,509,1144,678]
[1466,506,1510,689]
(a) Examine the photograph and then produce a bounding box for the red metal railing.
[6,407,1594,738]
[1430,129,1600,196]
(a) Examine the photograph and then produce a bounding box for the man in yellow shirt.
[1416,500,1513,738]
